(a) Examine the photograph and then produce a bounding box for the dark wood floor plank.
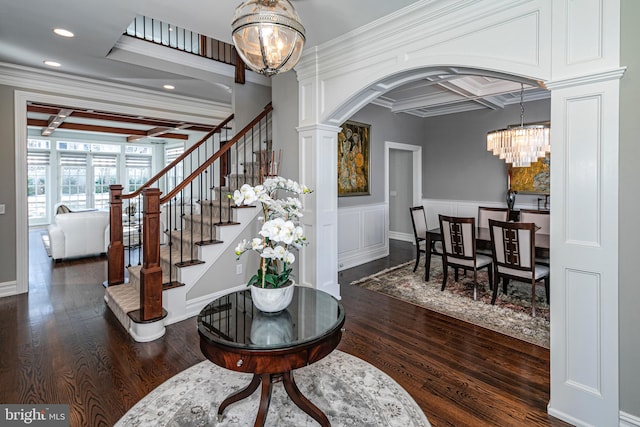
[0,232,569,426]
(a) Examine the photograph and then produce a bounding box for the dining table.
[424,226,550,281]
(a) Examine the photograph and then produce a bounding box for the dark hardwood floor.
[0,232,569,426]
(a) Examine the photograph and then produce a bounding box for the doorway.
[385,141,422,244]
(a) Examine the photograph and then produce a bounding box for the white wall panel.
[363,209,385,247]
[566,96,601,245]
[566,269,601,394]
[567,0,603,64]
[338,203,387,271]
[338,211,360,254]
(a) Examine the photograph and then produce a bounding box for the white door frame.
[385,141,422,241]
[13,76,230,295]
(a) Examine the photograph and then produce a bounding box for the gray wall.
[0,85,16,284]
[187,216,261,299]
[422,99,551,202]
[339,103,425,208]
[271,72,300,181]
[389,149,413,235]
[233,81,272,132]
[619,0,640,416]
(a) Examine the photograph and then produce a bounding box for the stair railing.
[108,103,274,323]
[108,113,234,287]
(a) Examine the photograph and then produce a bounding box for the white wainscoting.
[338,203,387,271]
[338,198,543,272]
[422,198,540,230]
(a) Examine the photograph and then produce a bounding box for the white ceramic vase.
[250,281,295,313]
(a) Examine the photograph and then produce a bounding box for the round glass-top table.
[197,286,345,427]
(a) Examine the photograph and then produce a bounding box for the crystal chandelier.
[231,0,306,77]
[487,83,550,167]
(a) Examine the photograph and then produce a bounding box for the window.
[165,145,184,193]
[93,155,117,209]
[59,153,87,210]
[126,155,152,192]
[27,151,49,221]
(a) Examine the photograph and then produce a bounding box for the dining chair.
[477,206,509,229]
[409,206,442,272]
[438,215,493,300]
[519,209,550,234]
[477,206,509,257]
[488,219,550,317]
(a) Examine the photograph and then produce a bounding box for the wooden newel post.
[108,185,125,286]
[140,188,163,321]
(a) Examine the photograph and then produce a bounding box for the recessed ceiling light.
[53,28,74,38]
[163,84,175,90]
[44,60,61,67]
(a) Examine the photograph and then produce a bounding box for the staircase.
[104,104,273,341]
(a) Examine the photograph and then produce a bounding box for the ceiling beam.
[27,119,189,140]
[27,103,219,131]
[41,108,73,136]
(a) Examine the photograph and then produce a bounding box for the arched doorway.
[294,2,622,426]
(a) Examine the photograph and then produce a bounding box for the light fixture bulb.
[43,60,61,67]
[53,28,74,38]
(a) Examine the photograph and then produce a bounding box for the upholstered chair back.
[410,206,428,240]
[477,206,509,229]
[489,219,536,276]
[439,215,476,266]
[519,209,550,234]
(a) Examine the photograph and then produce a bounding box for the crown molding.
[545,67,627,90]
[0,62,232,121]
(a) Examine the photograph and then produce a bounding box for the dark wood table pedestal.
[198,287,345,427]
[217,371,329,427]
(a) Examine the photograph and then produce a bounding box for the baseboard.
[338,245,388,271]
[621,411,640,427]
[0,281,18,298]
[180,284,247,322]
[389,231,413,242]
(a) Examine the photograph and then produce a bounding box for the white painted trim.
[0,281,18,298]
[620,411,640,427]
[181,284,247,322]
[112,37,271,87]
[13,81,232,296]
[389,231,413,242]
[0,62,231,121]
[128,320,166,343]
[385,141,422,258]
[337,203,388,272]
[385,141,422,207]
[14,92,28,296]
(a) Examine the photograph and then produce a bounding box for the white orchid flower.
[284,251,295,264]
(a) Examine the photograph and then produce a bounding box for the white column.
[546,0,622,424]
[546,72,623,427]
[297,124,341,299]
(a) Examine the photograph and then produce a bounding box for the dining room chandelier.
[231,0,306,76]
[486,83,550,167]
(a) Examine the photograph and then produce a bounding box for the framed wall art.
[508,153,550,194]
[338,121,370,196]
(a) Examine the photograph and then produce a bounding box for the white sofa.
[48,210,110,261]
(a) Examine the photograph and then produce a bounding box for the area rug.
[351,257,550,348]
[115,350,430,427]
